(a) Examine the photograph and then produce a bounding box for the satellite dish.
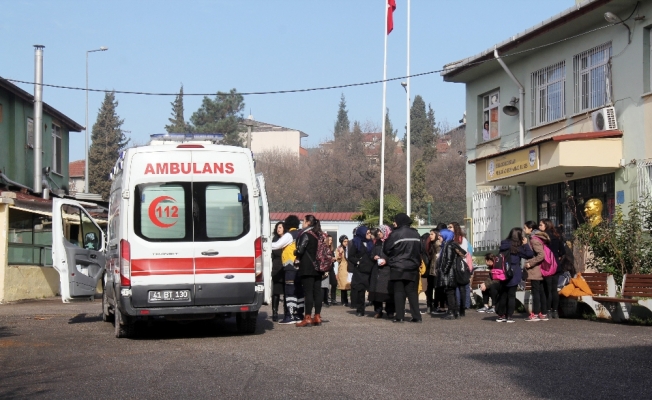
[503,105,519,116]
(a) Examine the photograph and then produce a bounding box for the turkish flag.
[387,0,396,35]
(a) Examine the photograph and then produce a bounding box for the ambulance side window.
[134,183,192,242]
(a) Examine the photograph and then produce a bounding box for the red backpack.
[307,231,335,272]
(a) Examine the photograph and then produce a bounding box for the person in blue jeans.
[496,228,533,323]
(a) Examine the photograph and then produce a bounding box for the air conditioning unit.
[591,106,617,131]
[491,185,510,195]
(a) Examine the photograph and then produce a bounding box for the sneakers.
[431,308,446,315]
[477,306,489,313]
[495,315,507,322]
[526,313,540,322]
[278,315,296,324]
[551,310,559,319]
[443,313,455,320]
[538,313,549,321]
[410,318,422,323]
[506,318,516,323]
[486,307,495,314]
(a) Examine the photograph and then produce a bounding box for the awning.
[471,131,623,186]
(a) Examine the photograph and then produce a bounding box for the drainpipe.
[33,45,45,194]
[494,48,524,147]
[518,182,526,228]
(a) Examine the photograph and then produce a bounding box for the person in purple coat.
[496,228,533,323]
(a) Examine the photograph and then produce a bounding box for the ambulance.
[52,134,272,338]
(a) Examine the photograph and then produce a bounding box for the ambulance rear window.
[134,183,191,241]
[204,184,245,239]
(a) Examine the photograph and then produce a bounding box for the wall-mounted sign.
[486,146,539,182]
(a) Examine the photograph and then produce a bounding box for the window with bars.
[537,173,615,238]
[573,42,612,113]
[637,160,652,201]
[52,124,62,174]
[531,61,565,126]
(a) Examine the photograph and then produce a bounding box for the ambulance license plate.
[148,290,191,302]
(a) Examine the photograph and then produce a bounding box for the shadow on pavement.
[466,344,652,398]
[68,313,103,324]
[0,368,51,399]
[130,311,275,340]
[0,326,16,338]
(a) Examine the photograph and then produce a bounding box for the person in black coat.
[369,225,395,319]
[539,218,565,319]
[437,229,468,320]
[270,222,285,322]
[382,213,422,323]
[294,215,323,327]
[348,226,374,317]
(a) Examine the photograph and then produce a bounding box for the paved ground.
[1,298,651,399]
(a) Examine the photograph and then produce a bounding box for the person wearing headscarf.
[436,228,468,320]
[382,213,422,323]
[348,226,374,317]
[335,235,351,306]
[369,225,395,319]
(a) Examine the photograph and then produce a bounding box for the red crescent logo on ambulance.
[148,196,178,228]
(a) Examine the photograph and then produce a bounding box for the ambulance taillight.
[255,237,263,283]
[120,239,131,287]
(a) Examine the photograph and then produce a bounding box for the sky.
[0,0,577,162]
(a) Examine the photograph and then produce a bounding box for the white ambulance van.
[52,134,272,338]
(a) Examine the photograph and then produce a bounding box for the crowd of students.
[270,213,572,326]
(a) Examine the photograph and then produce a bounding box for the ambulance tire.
[102,284,114,323]
[236,311,258,334]
[114,308,136,338]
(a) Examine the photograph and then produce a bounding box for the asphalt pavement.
[1,298,651,399]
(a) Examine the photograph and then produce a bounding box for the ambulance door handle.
[201,250,219,256]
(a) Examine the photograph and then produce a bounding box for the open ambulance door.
[52,198,107,303]
[256,173,272,305]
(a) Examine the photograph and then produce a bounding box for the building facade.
[0,77,83,193]
[243,120,308,157]
[442,0,652,251]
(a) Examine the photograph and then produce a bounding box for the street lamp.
[243,114,255,150]
[85,46,108,193]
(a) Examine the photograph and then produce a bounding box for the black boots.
[272,295,280,322]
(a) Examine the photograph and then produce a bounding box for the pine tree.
[409,95,428,148]
[165,85,189,133]
[88,92,129,200]
[349,120,365,156]
[423,104,439,162]
[334,93,350,139]
[411,158,433,218]
[385,108,397,141]
[189,88,245,146]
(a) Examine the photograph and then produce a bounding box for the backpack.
[531,236,558,277]
[307,231,335,273]
[451,243,471,286]
[491,250,513,281]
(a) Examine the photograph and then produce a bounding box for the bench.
[559,273,616,319]
[592,274,652,322]
[470,270,491,306]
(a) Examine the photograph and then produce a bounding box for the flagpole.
[379,0,389,226]
[406,0,411,216]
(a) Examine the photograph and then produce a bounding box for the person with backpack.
[383,213,422,323]
[524,220,555,322]
[425,228,441,314]
[539,219,564,319]
[437,229,469,320]
[294,215,324,327]
[369,225,395,319]
[497,228,534,323]
[448,222,473,312]
[348,226,374,317]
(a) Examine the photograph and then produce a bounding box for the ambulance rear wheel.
[114,308,136,338]
[236,311,258,334]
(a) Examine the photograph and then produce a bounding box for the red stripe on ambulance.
[131,257,253,276]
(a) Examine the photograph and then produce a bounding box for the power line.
[4,22,618,97]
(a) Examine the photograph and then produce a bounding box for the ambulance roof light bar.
[149,133,224,145]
